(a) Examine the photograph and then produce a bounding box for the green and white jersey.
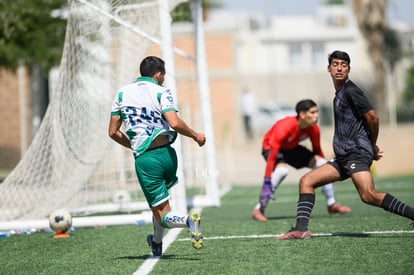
[111,77,178,157]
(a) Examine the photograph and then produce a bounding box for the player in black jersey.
[277,50,414,240]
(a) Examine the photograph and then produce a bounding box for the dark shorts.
[262,145,315,169]
[327,155,372,180]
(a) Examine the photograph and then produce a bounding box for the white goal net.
[0,0,219,230]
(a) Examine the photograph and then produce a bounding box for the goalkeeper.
[252,99,351,222]
[109,56,205,256]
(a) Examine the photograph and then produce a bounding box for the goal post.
[0,0,220,231]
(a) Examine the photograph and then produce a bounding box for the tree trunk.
[352,0,388,123]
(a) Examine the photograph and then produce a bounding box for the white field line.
[176,230,414,241]
[133,227,184,275]
[133,187,231,275]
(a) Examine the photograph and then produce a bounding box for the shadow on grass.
[312,232,371,238]
[313,232,414,238]
[266,215,296,220]
[115,254,202,261]
[266,213,329,221]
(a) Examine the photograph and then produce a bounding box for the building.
[1,2,413,181]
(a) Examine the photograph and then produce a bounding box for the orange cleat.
[251,209,267,222]
[328,202,351,214]
[276,229,311,240]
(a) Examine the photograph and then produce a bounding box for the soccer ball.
[49,208,72,234]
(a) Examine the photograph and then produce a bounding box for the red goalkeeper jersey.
[262,116,324,177]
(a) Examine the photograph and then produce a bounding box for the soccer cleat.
[147,234,162,257]
[327,202,351,214]
[188,211,203,250]
[276,228,311,240]
[252,208,267,222]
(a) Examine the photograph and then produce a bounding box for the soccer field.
[1,175,413,275]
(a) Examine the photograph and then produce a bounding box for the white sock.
[314,158,336,206]
[152,215,164,243]
[271,166,289,192]
[161,212,188,228]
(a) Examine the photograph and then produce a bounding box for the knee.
[299,174,313,188]
[275,166,289,177]
[359,191,381,206]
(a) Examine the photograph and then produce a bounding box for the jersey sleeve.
[345,85,373,117]
[309,126,324,157]
[111,91,122,116]
[263,119,291,178]
[160,88,179,113]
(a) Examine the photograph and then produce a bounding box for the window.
[289,43,302,68]
[311,43,325,67]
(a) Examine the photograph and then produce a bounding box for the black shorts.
[262,145,315,169]
[327,155,372,181]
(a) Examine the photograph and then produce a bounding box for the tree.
[171,0,220,22]
[352,0,388,123]
[0,0,67,73]
[0,0,67,139]
[402,66,414,102]
[383,27,402,71]
[397,65,414,122]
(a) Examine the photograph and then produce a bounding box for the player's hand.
[259,177,273,208]
[263,177,271,185]
[373,145,383,161]
[194,133,206,147]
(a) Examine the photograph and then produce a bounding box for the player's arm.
[163,110,206,147]
[264,130,284,178]
[264,147,279,178]
[309,127,324,158]
[363,109,382,160]
[108,114,131,149]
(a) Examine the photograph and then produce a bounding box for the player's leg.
[138,146,202,254]
[147,201,170,257]
[161,145,203,249]
[351,170,414,221]
[277,163,341,240]
[270,164,289,198]
[311,156,351,214]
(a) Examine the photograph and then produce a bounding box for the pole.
[192,0,220,206]
[158,0,187,213]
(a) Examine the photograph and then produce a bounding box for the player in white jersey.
[109,56,205,256]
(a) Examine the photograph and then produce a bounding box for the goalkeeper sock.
[381,193,414,220]
[295,193,315,232]
[321,183,335,206]
[161,212,188,228]
[314,158,335,206]
[270,166,288,193]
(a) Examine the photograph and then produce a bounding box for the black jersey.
[332,80,374,160]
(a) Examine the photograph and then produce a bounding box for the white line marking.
[176,230,414,241]
[133,228,184,275]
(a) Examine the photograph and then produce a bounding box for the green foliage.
[402,65,414,102]
[0,0,67,72]
[1,176,413,274]
[171,0,220,22]
[324,0,345,4]
[171,2,192,22]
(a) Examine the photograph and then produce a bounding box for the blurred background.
[1,0,414,185]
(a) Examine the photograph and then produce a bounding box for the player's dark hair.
[140,56,166,77]
[295,99,317,115]
[328,50,351,65]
